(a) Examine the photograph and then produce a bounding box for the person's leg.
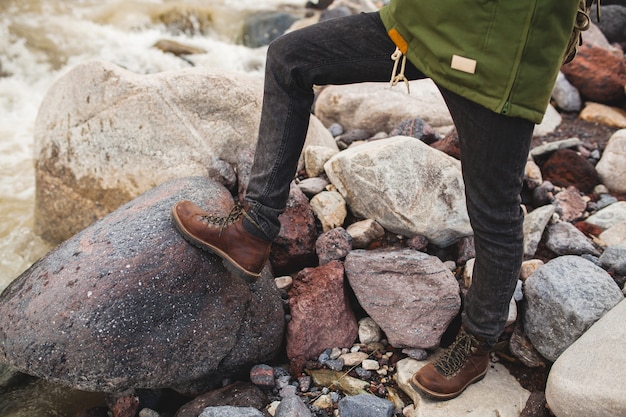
[411,86,534,400]
[245,11,423,241]
[442,87,533,344]
[172,12,424,278]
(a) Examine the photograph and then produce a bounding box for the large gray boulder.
[0,177,284,394]
[33,59,334,243]
[523,255,623,362]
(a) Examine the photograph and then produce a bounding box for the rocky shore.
[1,1,626,417]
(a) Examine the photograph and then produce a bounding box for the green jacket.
[379,0,579,123]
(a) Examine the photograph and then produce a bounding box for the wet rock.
[0,362,30,392]
[155,5,214,35]
[0,177,285,394]
[286,261,358,362]
[345,248,460,349]
[242,11,300,48]
[153,39,206,56]
[74,408,110,417]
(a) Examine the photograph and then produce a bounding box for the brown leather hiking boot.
[410,327,491,400]
[171,200,271,280]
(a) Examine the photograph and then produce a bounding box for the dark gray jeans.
[244,12,534,344]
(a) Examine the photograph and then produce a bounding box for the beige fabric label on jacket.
[451,54,477,74]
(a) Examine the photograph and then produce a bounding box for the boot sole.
[409,368,488,401]
[171,206,261,282]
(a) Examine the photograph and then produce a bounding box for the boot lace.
[200,203,262,236]
[433,328,478,377]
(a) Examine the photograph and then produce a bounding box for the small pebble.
[318,348,331,364]
[298,375,311,392]
[325,358,344,371]
[402,348,428,361]
[361,359,380,371]
[355,366,372,379]
[250,364,275,389]
[328,123,343,137]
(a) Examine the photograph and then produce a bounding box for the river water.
[0,0,301,414]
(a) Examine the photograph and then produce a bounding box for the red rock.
[249,364,275,389]
[561,43,626,103]
[315,227,352,265]
[286,261,358,362]
[540,149,599,194]
[430,128,461,160]
[109,394,140,417]
[574,220,604,238]
[270,183,318,275]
